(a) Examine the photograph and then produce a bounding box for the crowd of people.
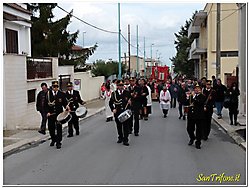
[100,75,241,149]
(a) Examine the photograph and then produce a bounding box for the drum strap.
[48,91,55,106]
[113,91,122,105]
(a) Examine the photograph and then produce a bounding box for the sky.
[52,2,206,66]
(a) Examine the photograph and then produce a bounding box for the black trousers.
[68,112,79,135]
[187,118,202,146]
[229,106,238,123]
[178,102,185,117]
[162,109,168,115]
[39,110,48,131]
[48,115,62,144]
[203,111,213,139]
[133,110,140,134]
[171,98,177,108]
[115,117,129,143]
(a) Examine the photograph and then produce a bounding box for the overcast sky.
[53,2,206,66]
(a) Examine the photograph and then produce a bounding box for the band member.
[36,82,49,135]
[177,82,188,120]
[109,80,132,146]
[186,83,206,149]
[47,81,69,149]
[103,84,113,122]
[202,80,216,140]
[140,78,149,120]
[128,77,142,136]
[65,82,86,137]
[159,86,171,118]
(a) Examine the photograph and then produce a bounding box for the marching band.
[36,77,236,150]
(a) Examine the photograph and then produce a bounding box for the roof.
[4,3,32,15]
[71,45,84,51]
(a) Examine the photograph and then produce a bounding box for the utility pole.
[216,3,221,79]
[82,31,86,48]
[128,24,131,77]
[136,25,139,77]
[144,37,146,78]
[118,3,122,79]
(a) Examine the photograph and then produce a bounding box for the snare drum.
[75,106,88,118]
[118,109,132,123]
[57,111,72,124]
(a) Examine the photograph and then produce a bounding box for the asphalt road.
[3,102,246,185]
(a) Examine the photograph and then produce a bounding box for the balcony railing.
[27,58,52,80]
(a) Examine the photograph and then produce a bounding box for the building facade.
[188,3,239,85]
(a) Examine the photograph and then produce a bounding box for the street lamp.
[151,43,154,66]
[82,31,86,48]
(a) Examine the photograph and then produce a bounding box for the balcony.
[192,11,207,26]
[189,38,207,58]
[188,22,200,39]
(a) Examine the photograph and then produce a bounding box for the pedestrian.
[100,83,106,98]
[169,79,179,108]
[103,84,113,122]
[128,77,142,136]
[110,79,117,92]
[212,75,217,88]
[109,80,132,146]
[140,78,149,121]
[177,82,188,120]
[201,77,207,90]
[202,80,216,140]
[227,82,240,125]
[159,86,171,118]
[65,82,86,137]
[187,79,194,92]
[36,82,49,135]
[146,81,152,116]
[186,83,206,149]
[47,81,69,149]
[214,79,227,119]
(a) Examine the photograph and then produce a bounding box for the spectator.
[177,82,188,120]
[187,79,194,92]
[169,79,179,108]
[212,75,217,88]
[227,83,240,125]
[214,79,227,119]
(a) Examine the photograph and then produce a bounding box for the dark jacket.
[109,89,131,117]
[177,87,188,105]
[65,90,84,111]
[47,90,67,115]
[186,93,206,120]
[169,84,179,98]
[128,85,142,110]
[203,88,216,112]
[227,88,240,109]
[214,84,227,102]
[36,90,49,112]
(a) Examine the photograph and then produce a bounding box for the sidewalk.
[212,108,246,151]
[3,98,105,158]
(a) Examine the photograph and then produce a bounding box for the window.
[6,28,18,53]
[221,51,238,57]
[27,58,52,79]
[27,89,36,103]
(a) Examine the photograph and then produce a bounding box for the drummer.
[109,80,132,146]
[47,81,69,149]
[65,82,86,137]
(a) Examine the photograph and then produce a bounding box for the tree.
[170,13,196,78]
[29,3,97,68]
[91,59,126,79]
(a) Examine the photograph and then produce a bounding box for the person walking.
[214,79,227,119]
[169,79,179,108]
[202,80,216,140]
[103,84,113,122]
[47,81,69,149]
[36,83,49,135]
[140,78,149,121]
[109,80,132,146]
[65,82,86,137]
[177,82,188,120]
[186,83,206,149]
[227,83,240,125]
[146,82,152,117]
[159,86,171,118]
[128,77,142,136]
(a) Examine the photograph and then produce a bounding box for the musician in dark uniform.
[128,77,142,136]
[65,82,86,137]
[202,80,216,140]
[47,81,69,149]
[186,83,206,149]
[140,78,149,121]
[109,80,132,146]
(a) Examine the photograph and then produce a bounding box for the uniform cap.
[206,80,212,85]
[67,82,73,87]
[117,80,124,85]
[52,81,59,86]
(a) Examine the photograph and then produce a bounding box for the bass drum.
[57,111,72,124]
[75,106,88,118]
